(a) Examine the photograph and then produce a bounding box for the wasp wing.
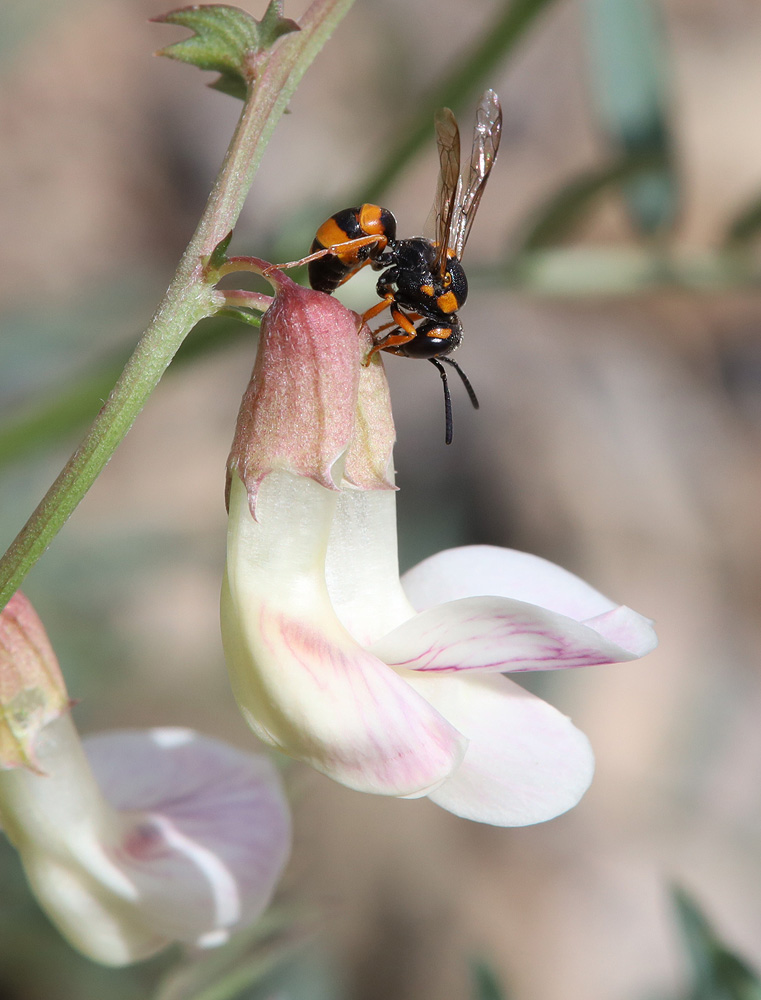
[422,107,461,277]
[452,89,502,261]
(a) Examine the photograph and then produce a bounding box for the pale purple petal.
[403,545,620,619]
[402,671,595,826]
[370,596,656,673]
[84,729,291,947]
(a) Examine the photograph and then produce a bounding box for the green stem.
[0,0,355,610]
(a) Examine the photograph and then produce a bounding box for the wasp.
[308,89,502,444]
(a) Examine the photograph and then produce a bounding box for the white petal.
[403,545,620,619]
[325,488,417,646]
[403,672,595,826]
[370,596,655,673]
[84,729,291,946]
[223,474,466,797]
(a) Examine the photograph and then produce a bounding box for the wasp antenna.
[429,357,454,445]
[440,356,479,410]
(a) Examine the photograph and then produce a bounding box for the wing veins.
[453,90,503,260]
[430,107,461,277]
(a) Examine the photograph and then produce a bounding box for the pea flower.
[0,591,291,965]
[221,268,657,827]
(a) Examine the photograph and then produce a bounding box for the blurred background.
[2,0,761,997]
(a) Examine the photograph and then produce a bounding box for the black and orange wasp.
[308,89,502,443]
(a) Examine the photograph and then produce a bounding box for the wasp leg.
[370,319,398,336]
[265,236,382,274]
[371,310,424,336]
[365,329,416,364]
[369,310,423,338]
[365,306,418,363]
[429,358,454,445]
[361,293,396,323]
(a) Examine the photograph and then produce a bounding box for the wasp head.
[387,238,468,319]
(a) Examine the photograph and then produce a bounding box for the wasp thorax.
[384,239,469,317]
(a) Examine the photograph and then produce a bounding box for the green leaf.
[258,1,302,48]
[724,193,761,248]
[673,886,761,1000]
[207,230,234,270]
[154,3,300,100]
[470,958,509,1000]
[583,0,678,235]
[217,307,263,328]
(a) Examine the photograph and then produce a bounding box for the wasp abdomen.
[308,204,397,294]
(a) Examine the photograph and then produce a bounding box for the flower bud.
[226,272,394,518]
[0,592,69,772]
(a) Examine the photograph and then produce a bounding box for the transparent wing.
[423,107,461,277]
[451,89,502,260]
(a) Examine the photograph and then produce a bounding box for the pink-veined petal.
[403,545,621,619]
[223,473,466,799]
[403,671,595,826]
[223,589,467,798]
[370,595,656,674]
[84,728,291,947]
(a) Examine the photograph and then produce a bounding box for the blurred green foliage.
[471,957,510,1000]
[583,0,677,235]
[673,888,761,1000]
[358,0,559,201]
